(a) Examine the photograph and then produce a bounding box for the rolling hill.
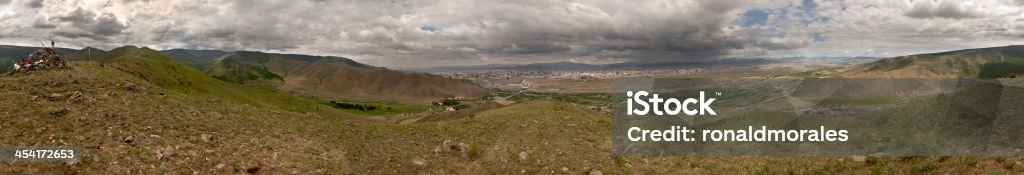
[837,45,1024,78]
[0,45,489,103]
[204,51,488,103]
[69,45,352,116]
[159,49,230,69]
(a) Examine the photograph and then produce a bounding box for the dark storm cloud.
[31,17,57,29]
[904,0,981,19]
[24,0,41,8]
[53,7,128,39]
[0,0,783,66]
[332,0,763,64]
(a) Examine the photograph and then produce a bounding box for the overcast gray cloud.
[24,0,40,8]
[905,0,982,19]
[0,0,1022,68]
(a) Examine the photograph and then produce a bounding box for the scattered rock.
[123,136,135,146]
[458,142,471,158]
[442,140,454,152]
[306,112,321,118]
[245,166,261,174]
[87,141,103,149]
[518,151,528,161]
[412,157,427,166]
[69,91,83,102]
[156,147,173,160]
[458,142,469,152]
[201,134,213,143]
[561,167,569,172]
[850,156,867,162]
[121,81,136,91]
[588,169,603,175]
[214,163,226,169]
[47,107,69,117]
[433,146,443,154]
[47,93,63,100]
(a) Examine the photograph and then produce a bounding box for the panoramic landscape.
[2,0,1024,174]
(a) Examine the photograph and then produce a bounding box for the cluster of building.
[437,69,702,81]
[430,65,771,91]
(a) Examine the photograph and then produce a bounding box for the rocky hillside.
[0,60,357,173]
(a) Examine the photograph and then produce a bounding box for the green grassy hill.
[204,51,284,86]
[4,45,488,103]
[159,49,229,70]
[100,46,352,115]
[839,45,1024,78]
[205,51,489,103]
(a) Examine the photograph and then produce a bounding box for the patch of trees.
[327,101,391,111]
[441,99,459,106]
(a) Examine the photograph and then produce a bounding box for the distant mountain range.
[203,50,487,102]
[0,45,488,103]
[159,49,230,69]
[407,58,783,72]
[837,45,1024,78]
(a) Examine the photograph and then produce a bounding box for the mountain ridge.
[205,51,488,103]
[837,45,1024,78]
[406,58,782,72]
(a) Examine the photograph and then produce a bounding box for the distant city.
[435,66,761,91]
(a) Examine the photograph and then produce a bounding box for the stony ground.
[0,63,350,174]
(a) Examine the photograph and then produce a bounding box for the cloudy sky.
[0,0,1023,68]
